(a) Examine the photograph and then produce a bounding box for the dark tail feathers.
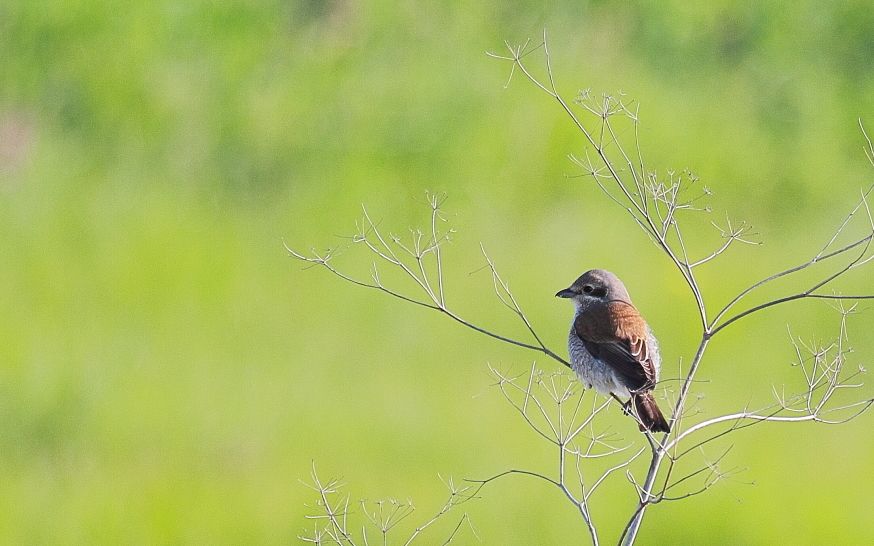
[632,392,670,433]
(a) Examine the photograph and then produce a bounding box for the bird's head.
[555,269,632,310]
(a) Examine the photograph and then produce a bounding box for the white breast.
[568,327,631,397]
[567,325,662,397]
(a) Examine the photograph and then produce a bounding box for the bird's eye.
[582,285,593,293]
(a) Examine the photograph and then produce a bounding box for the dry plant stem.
[487,31,874,545]
[618,337,708,545]
[477,366,651,546]
[487,36,715,543]
[618,237,874,542]
[284,197,571,370]
[487,33,710,330]
[301,464,478,545]
[282,244,570,366]
[296,31,874,545]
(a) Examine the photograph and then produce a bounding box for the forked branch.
[486,31,874,545]
[286,193,570,368]
[295,32,874,546]
[299,464,478,545]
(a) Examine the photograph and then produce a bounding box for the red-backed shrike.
[556,269,670,433]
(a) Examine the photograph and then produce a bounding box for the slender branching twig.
[294,31,873,546]
[285,192,571,369]
[484,30,873,545]
[299,464,478,545]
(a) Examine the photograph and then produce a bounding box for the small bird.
[556,269,670,433]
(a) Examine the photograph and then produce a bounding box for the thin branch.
[711,188,874,332]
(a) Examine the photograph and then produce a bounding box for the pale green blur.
[1,1,872,544]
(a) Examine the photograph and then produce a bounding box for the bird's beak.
[555,288,575,298]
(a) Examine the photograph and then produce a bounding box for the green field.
[2,1,873,544]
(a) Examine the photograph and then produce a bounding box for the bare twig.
[297,32,874,546]
[486,31,873,546]
[300,465,479,545]
[285,199,572,368]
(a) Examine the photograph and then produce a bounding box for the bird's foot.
[621,399,633,416]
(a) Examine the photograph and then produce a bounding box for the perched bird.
[556,269,670,433]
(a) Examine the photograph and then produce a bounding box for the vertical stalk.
[620,335,711,545]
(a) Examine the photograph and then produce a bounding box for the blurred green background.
[2,1,873,544]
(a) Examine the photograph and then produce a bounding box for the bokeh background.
[2,1,873,544]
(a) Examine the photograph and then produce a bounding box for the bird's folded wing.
[573,301,656,392]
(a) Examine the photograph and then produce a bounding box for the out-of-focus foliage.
[0,1,872,543]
